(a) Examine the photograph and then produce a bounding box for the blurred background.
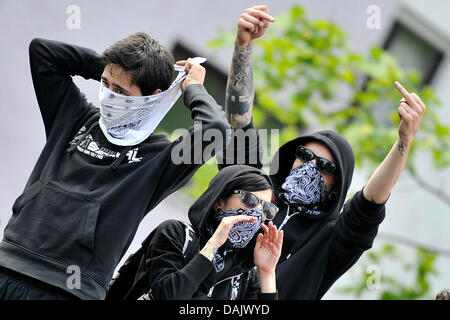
[0,0,449,299]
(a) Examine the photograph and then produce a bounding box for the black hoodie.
[125,165,278,300]
[0,38,230,300]
[220,122,386,299]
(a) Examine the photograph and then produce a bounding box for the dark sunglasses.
[232,190,279,221]
[295,145,337,175]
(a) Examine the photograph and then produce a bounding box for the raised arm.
[147,60,230,211]
[29,38,104,136]
[254,221,283,295]
[319,82,426,297]
[218,6,275,170]
[363,81,426,204]
[225,5,275,129]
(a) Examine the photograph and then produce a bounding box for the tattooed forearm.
[225,42,255,128]
[199,241,220,261]
[397,140,406,156]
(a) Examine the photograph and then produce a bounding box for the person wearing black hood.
[117,165,283,300]
[220,5,427,299]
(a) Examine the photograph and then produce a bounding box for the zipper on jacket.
[207,272,244,298]
[278,204,299,230]
[278,205,297,261]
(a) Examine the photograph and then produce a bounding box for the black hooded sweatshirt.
[125,165,278,300]
[219,122,386,299]
[0,38,230,300]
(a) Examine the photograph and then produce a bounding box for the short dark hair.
[102,32,174,95]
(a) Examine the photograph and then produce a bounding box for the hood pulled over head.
[269,130,355,220]
[188,165,273,239]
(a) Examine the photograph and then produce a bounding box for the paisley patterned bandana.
[98,57,207,146]
[209,208,263,272]
[280,161,328,216]
[216,208,264,249]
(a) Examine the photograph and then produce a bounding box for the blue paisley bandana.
[216,208,264,249]
[280,161,328,216]
[209,208,263,272]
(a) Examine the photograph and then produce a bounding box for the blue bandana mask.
[208,208,263,272]
[280,161,328,216]
[215,208,263,249]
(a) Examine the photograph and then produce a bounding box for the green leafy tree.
[338,243,438,300]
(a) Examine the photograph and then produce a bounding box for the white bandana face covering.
[98,57,207,146]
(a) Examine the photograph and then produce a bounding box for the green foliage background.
[183,5,449,299]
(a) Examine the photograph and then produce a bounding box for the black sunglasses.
[295,145,337,175]
[232,190,279,221]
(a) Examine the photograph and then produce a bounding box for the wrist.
[257,268,276,279]
[235,37,254,48]
[200,239,221,261]
[184,81,203,91]
[257,268,277,293]
[398,136,413,146]
[397,138,412,157]
[207,238,222,249]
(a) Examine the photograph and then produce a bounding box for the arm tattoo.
[225,42,255,128]
[200,243,219,261]
[398,140,406,157]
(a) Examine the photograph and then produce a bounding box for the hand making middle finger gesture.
[394,81,426,146]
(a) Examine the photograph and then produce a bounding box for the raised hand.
[176,58,206,92]
[254,221,283,275]
[394,81,426,150]
[199,215,257,261]
[363,81,426,204]
[226,6,275,129]
[236,5,275,46]
[253,221,283,293]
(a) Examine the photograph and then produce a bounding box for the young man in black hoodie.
[220,5,427,299]
[0,33,230,300]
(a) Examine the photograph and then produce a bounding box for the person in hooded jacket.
[0,33,230,300]
[121,165,283,300]
[219,5,427,299]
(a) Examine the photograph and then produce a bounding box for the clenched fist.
[236,5,275,46]
[176,58,206,92]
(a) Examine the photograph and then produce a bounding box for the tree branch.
[406,169,450,207]
[377,232,450,257]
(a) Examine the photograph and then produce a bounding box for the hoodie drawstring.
[110,146,132,170]
[279,204,300,231]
